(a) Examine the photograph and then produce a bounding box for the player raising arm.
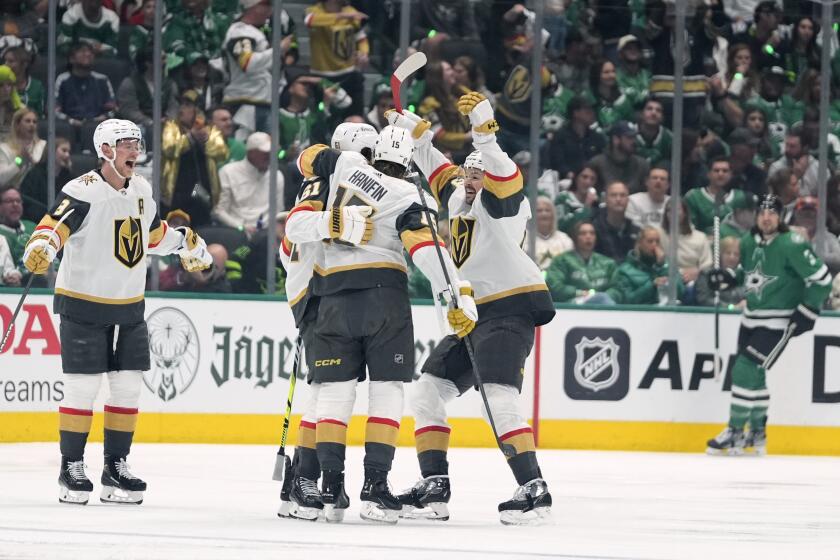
[23,119,211,506]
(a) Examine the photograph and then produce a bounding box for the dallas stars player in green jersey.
[706,194,832,456]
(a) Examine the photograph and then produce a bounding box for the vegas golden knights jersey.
[304,3,368,75]
[34,170,185,325]
[286,145,444,297]
[414,140,555,326]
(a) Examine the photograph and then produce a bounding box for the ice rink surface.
[1,443,839,560]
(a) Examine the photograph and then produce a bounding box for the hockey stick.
[712,191,723,380]
[761,322,795,370]
[273,334,303,481]
[391,52,427,114]
[1,209,74,354]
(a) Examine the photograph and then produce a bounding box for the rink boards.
[1,292,839,454]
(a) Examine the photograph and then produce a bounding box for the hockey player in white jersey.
[22,119,212,506]
[387,92,555,525]
[277,122,378,520]
[284,125,476,524]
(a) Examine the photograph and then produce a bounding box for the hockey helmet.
[463,150,484,172]
[331,122,378,153]
[758,193,783,215]
[93,119,144,160]
[373,125,414,169]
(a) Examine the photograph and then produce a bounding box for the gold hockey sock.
[59,407,93,461]
[414,425,450,477]
[103,405,138,458]
[500,427,542,485]
[363,417,400,472]
[316,419,347,472]
[295,420,320,479]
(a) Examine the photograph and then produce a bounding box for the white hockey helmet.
[463,150,484,172]
[93,119,144,160]
[331,122,378,153]
[373,125,414,169]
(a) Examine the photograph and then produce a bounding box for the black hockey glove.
[789,304,819,337]
[708,267,736,291]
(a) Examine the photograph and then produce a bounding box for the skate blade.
[100,486,143,505]
[500,506,552,526]
[399,502,450,521]
[289,502,321,521]
[360,501,399,524]
[705,446,744,457]
[59,486,90,505]
[742,446,767,457]
[324,503,348,523]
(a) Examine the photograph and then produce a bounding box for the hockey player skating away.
[277,122,378,520]
[22,119,212,505]
[284,125,476,524]
[706,194,831,456]
[386,92,556,525]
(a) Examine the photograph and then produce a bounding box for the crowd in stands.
[1,0,840,312]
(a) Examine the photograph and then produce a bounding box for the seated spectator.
[57,0,120,57]
[545,220,618,304]
[708,43,759,130]
[684,157,750,234]
[0,108,45,188]
[56,42,117,149]
[452,55,494,107]
[3,46,44,116]
[720,192,757,240]
[127,0,155,61]
[790,196,840,275]
[584,59,634,130]
[162,0,229,66]
[161,90,229,226]
[680,128,709,192]
[555,164,599,233]
[767,167,799,224]
[172,51,224,115]
[779,16,821,87]
[211,105,245,166]
[418,61,471,159]
[767,127,819,196]
[232,212,286,294]
[0,185,35,273]
[117,47,178,135]
[593,181,639,264]
[612,225,683,305]
[20,136,73,222]
[160,242,232,293]
[801,106,840,169]
[743,66,803,148]
[587,120,649,193]
[0,234,20,286]
[0,64,22,139]
[743,106,779,168]
[554,29,590,95]
[728,1,782,71]
[527,196,573,270]
[626,165,669,229]
[727,127,768,197]
[657,199,712,287]
[830,273,840,310]
[635,98,672,166]
[278,67,339,172]
[615,35,650,109]
[365,82,392,132]
[828,175,840,237]
[695,236,747,308]
[547,96,606,180]
[213,131,284,234]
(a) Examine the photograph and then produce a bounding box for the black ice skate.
[58,457,93,505]
[288,476,323,521]
[498,478,552,526]
[743,430,767,456]
[397,475,451,520]
[359,469,400,524]
[706,426,745,456]
[100,455,146,504]
[320,470,350,523]
[277,455,295,518]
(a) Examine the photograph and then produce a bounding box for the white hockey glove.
[384,109,433,147]
[176,227,212,272]
[447,280,478,338]
[317,205,374,246]
[457,91,499,137]
[23,234,58,275]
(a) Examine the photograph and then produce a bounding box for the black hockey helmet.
[757,194,783,214]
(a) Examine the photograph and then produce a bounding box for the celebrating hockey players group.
[21,87,830,527]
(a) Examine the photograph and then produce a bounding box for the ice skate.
[398,475,451,520]
[58,457,93,505]
[100,455,146,504]
[288,476,323,521]
[320,470,349,523]
[359,469,400,524]
[498,478,552,526]
[706,426,745,456]
[277,455,295,518]
[743,430,767,456]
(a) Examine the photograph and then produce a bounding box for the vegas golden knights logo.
[114,217,145,268]
[450,217,476,268]
[504,65,532,104]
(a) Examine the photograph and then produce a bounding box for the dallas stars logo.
[744,263,777,299]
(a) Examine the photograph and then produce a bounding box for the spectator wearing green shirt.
[554,164,599,234]
[3,47,44,117]
[684,156,749,234]
[719,193,757,240]
[163,0,230,69]
[0,185,35,275]
[635,97,672,166]
[615,35,650,108]
[743,66,804,147]
[211,106,246,167]
[584,59,635,130]
[612,225,683,305]
[57,0,120,57]
[545,220,618,304]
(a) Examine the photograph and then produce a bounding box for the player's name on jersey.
[347,169,388,202]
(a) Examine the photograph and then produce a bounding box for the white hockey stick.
[391,52,427,113]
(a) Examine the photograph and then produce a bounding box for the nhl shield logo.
[144,307,200,401]
[114,216,145,268]
[450,217,476,267]
[574,337,620,392]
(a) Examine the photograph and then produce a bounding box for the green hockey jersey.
[739,230,832,329]
[545,250,618,302]
[635,125,672,165]
[684,187,749,234]
[554,190,595,234]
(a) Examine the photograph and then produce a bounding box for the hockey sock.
[316,419,347,472]
[295,420,320,480]
[364,381,403,472]
[414,425,450,477]
[59,373,102,461]
[729,356,768,431]
[483,383,541,485]
[748,369,769,432]
[500,427,541,486]
[103,371,142,458]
